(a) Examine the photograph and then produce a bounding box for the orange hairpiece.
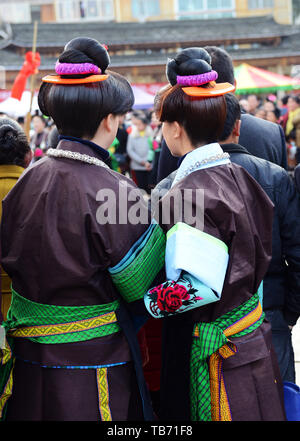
[42,74,109,85]
[182,82,235,97]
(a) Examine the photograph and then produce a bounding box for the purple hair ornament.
[177,70,218,86]
[55,62,101,75]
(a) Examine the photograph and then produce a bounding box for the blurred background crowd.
[0,106,163,194]
[1,88,299,195]
[239,93,300,170]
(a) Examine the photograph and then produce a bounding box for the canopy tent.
[131,85,154,109]
[0,85,157,115]
[0,90,39,118]
[234,63,300,95]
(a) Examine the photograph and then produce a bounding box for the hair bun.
[59,37,110,73]
[166,47,212,86]
[0,124,18,148]
[0,118,30,167]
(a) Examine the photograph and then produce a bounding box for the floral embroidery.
[147,280,203,317]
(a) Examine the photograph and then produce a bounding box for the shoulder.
[241,113,281,136]
[102,167,140,192]
[10,155,139,196]
[230,152,286,186]
[240,114,286,167]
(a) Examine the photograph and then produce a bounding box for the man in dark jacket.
[295,163,300,192]
[157,46,287,182]
[153,92,300,383]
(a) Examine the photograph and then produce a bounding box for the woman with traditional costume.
[0,118,32,321]
[143,48,286,421]
[0,37,166,421]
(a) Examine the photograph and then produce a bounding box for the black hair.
[268,108,281,120]
[286,128,296,142]
[0,117,31,167]
[219,93,241,141]
[274,107,281,119]
[204,46,235,85]
[166,47,212,86]
[47,126,60,149]
[281,95,290,105]
[38,37,134,139]
[156,47,227,146]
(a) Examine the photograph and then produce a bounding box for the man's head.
[204,46,235,85]
[219,93,241,144]
[204,46,264,116]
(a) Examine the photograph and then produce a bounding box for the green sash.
[0,288,121,419]
[190,293,264,421]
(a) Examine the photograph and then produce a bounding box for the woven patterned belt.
[0,288,121,420]
[190,293,264,421]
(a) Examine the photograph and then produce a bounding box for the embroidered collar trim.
[47,148,110,169]
[172,143,230,187]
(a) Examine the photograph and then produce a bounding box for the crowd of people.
[0,107,163,196]
[2,88,300,195]
[0,38,300,422]
[239,93,300,170]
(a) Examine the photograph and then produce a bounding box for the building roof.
[2,15,299,50]
[1,16,300,71]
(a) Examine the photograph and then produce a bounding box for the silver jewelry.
[182,152,230,177]
[47,148,110,169]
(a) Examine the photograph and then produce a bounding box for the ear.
[233,119,241,137]
[173,121,182,139]
[103,113,117,133]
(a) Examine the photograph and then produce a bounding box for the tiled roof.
[2,15,299,49]
[2,41,300,72]
[1,16,299,71]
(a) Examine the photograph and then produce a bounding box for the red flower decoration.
[148,280,202,317]
[156,283,190,313]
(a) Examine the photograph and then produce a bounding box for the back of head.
[38,37,134,139]
[155,47,227,146]
[0,117,30,167]
[219,93,241,141]
[204,46,235,85]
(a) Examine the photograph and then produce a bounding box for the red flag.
[11,51,41,101]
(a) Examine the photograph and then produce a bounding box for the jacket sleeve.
[144,182,234,319]
[277,170,300,325]
[144,223,227,318]
[89,176,166,309]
